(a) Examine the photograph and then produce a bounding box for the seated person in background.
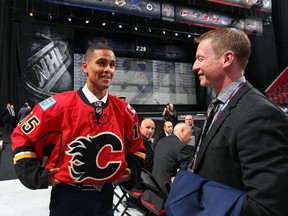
[153,120,173,146]
[184,114,201,145]
[140,118,156,173]
[127,118,155,192]
[162,103,178,126]
[178,115,202,170]
[142,123,192,211]
[124,118,155,209]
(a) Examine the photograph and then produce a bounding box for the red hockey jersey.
[12,90,145,189]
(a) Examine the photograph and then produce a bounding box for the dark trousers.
[49,183,114,216]
[4,121,11,133]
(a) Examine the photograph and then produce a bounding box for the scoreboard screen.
[74,54,197,105]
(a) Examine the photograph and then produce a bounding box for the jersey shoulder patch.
[125,104,136,117]
[39,96,56,111]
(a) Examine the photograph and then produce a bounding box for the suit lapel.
[194,82,253,171]
[194,108,230,170]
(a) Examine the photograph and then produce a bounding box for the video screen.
[74,54,196,105]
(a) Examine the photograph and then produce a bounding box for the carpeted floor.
[0,130,17,181]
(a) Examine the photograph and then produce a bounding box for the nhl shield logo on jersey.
[66,132,124,182]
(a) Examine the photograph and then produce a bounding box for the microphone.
[93,101,103,121]
[95,106,103,120]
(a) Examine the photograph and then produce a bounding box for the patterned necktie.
[149,139,154,150]
[189,98,221,172]
[200,98,221,140]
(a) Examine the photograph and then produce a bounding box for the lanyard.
[210,82,245,127]
[189,81,245,173]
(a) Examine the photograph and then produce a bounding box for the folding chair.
[121,187,144,216]
[113,184,129,213]
[140,169,167,216]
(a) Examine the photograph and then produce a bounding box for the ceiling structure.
[12,0,271,41]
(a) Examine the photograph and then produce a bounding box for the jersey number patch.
[21,116,40,134]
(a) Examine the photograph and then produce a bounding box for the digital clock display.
[135,45,147,52]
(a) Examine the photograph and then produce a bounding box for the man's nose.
[192,61,199,73]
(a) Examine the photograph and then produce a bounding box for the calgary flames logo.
[66,132,123,182]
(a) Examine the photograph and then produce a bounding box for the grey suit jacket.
[194,81,288,216]
[153,134,186,193]
[142,134,186,211]
[153,129,167,146]
[192,124,201,143]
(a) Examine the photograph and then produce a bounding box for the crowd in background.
[1,102,31,134]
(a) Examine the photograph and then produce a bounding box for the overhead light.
[175,32,179,36]
[68,17,72,22]
[102,21,106,26]
[134,26,138,31]
[188,34,192,38]
[48,14,53,19]
[118,24,123,28]
[29,11,34,17]
[148,28,152,32]
[163,30,166,34]
[85,19,90,24]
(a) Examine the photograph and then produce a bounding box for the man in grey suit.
[187,27,288,216]
[142,123,191,211]
[18,102,31,122]
[184,114,201,145]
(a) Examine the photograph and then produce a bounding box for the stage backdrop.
[18,23,74,106]
[17,23,197,107]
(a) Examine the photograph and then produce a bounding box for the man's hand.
[120,168,132,181]
[113,168,132,185]
[48,168,61,187]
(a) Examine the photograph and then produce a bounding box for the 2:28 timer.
[135,46,147,52]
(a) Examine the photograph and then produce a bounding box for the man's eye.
[198,57,204,62]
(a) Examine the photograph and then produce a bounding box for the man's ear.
[223,50,234,66]
[82,61,88,76]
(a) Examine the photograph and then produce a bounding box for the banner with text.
[207,0,272,13]
[45,0,263,35]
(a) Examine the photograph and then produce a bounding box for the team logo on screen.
[146,3,154,11]
[114,0,126,7]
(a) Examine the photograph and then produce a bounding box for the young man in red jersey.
[12,44,146,216]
